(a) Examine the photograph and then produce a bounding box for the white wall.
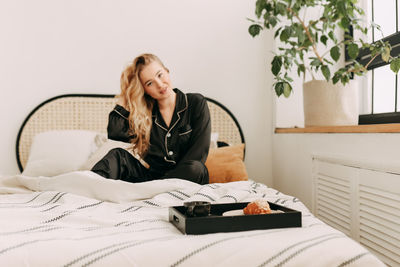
[0,0,274,185]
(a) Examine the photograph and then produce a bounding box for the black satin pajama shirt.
[91,88,211,184]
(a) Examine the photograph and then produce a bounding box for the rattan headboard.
[16,94,245,171]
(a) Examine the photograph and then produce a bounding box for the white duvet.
[0,171,385,267]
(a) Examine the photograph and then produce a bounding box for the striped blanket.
[0,171,385,266]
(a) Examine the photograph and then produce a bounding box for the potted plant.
[248,0,400,126]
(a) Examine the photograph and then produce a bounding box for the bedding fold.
[0,171,201,203]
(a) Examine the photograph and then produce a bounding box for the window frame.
[349,0,400,124]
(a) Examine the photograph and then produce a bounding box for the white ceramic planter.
[303,80,359,127]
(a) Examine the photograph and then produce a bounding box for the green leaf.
[382,46,391,62]
[341,74,350,85]
[347,43,359,59]
[310,58,322,67]
[303,38,312,48]
[275,82,284,97]
[249,24,262,37]
[274,27,282,38]
[297,64,305,77]
[275,2,287,15]
[390,57,400,74]
[337,1,346,15]
[321,65,330,81]
[323,58,334,65]
[271,56,282,76]
[265,2,273,12]
[339,17,350,29]
[330,46,340,62]
[269,16,278,27]
[255,0,266,18]
[299,50,304,61]
[283,82,292,98]
[332,73,340,84]
[280,28,291,42]
[320,35,328,46]
[297,32,306,43]
[328,31,336,42]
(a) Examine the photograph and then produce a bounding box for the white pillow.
[79,134,135,171]
[22,130,99,177]
[210,132,219,149]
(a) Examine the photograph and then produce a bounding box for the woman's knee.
[91,148,130,179]
[184,160,206,175]
[187,160,209,184]
[165,160,209,184]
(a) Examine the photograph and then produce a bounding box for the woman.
[91,53,211,185]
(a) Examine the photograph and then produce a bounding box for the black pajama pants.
[91,148,209,185]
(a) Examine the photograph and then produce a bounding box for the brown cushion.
[205,144,248,183]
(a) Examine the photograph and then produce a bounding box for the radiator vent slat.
[317,183,350,201]
[317,203,350,223]
[317,209,351,235]
[360,188,400,211]
[360,196,400,218]
[316,177,350,194]
[361,241,399,267]
[317,198,351,219]
[360,217,400,241]
[360,227,400,257]
[359,210,400,239]
[360,184,400,203]
[317,195,350,212]
[316,188,350,207]
[359,216,400,240]
[360,223,400,252]
[317,174,349,187]
[360,237,400,265]
[359,202,400,227]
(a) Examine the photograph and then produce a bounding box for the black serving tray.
[169,202,302,235]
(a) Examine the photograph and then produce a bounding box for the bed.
[0,94,386,266]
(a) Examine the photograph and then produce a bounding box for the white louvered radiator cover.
[312,156,400,267]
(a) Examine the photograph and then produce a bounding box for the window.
[356,0,400,124]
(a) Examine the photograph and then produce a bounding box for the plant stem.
[347,53,379,73]
[288,7,324,64]
[364,53,379,69]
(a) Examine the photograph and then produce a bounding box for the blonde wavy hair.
[119,53,168,157]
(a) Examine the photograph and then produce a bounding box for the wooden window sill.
[275,124,400,133]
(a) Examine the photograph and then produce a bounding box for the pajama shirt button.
[167,133,171,137]
[168,151,174,156]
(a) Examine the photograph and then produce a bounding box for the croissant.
[243,199,271,215]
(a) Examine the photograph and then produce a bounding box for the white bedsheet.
[0,171,385,266]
